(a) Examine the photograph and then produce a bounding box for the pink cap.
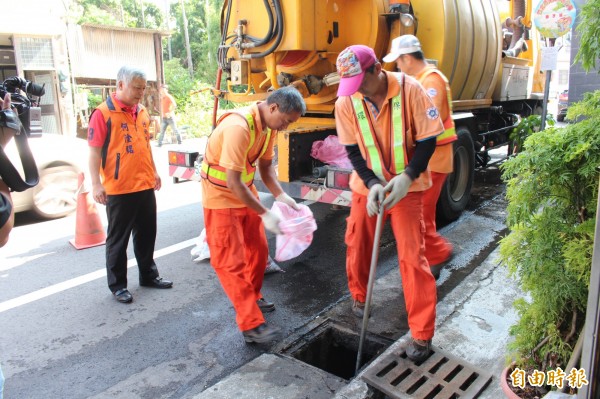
[336,45,377,96]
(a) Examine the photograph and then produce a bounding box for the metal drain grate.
[361,345,492,399]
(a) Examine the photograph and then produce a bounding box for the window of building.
[16,37,54,70]
[558,69,569,85]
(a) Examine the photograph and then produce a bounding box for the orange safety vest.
[93,96,155,195]
[418,67,457,146]
[351,72,408,183]
[200,112,272,188]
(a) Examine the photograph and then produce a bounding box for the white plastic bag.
[191,228,284,273]
[271,202,317,261]
[191,228,211,263]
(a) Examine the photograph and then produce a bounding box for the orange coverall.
[201,105,274,332]
[415,65,455,266]
[335,71,443,340]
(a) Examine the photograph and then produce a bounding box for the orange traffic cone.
[69,172,106,249]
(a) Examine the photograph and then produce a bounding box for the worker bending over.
[201,86,306,344]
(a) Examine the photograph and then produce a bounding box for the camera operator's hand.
[1,92,16,247]
[92,182,108,205]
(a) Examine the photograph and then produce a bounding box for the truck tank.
[210,0,542,220]
[218,0,523,110]
[408,1,502,104]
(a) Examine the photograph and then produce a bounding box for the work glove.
[260,210,282,235]
[366,183,386,217]
[275,193,300,210]
[382,173,412,210]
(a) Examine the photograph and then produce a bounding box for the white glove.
[366,183,385,217]
[260,210,282,235]
[382,173,412,209]
[275,193,300,210]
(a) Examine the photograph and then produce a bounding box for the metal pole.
[540,70,552,131]
[355,205,385,375]
[579,167,600,398]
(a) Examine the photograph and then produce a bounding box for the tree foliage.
[167,0,224,83]
[500,91,600,389]
[574,0,600,72]
[74,0,163,29]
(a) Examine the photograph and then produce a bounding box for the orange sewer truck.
[169,0,545,221]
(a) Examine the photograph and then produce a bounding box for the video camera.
[0,76,45,136]
[0,76,46,192]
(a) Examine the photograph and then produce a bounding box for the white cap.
[382,35,422,63]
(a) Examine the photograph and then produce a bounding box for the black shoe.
[430,264,443,280]
[140,277,173,289]
[113,288,133,303]
[257,298,275,313]
[242,323,281,344]
[406,338,432,362]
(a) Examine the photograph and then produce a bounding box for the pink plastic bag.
[310,135,352,169]
[271,202,317,261]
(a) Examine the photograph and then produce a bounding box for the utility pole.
[120,0,125,27]
[140,0,146,28]
[164,0,172,60]
[205,0,211,66]
[180,0,194,77]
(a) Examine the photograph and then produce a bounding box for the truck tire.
[436,127,475,222]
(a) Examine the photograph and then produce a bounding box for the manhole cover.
[362,345,492,399]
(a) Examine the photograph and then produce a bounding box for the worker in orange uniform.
[201,86,306,344]
[157,84,182,146]
[383,35,457,278]
[335,45,444,362]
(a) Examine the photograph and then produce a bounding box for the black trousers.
[105,189,159,292]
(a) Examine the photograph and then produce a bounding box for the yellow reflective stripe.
[201,111,271,186]
[200,162,254,184]
[390,94,405,173]
[351,73,406,183]
[352,98,385,181]
[418,68,457,145]
[244,113,271,164]
[245,113,256,152]
[437,125,456,143]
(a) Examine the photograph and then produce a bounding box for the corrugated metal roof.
[81,23,172,37]
[69,25,163,82]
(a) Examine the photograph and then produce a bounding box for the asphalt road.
[0,144,507,398]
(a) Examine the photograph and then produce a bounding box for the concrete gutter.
[194,247,524,399]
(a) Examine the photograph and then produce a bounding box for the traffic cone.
[69,172,106,249]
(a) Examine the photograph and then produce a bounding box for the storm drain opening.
[362,345,493,399]
[280,320,393,380]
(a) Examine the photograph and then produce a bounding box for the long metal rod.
[355,205,385,375]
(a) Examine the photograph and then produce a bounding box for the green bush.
[509,114,555,153]
[500,91,600,381]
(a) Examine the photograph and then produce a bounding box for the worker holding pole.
[334,45,443,362]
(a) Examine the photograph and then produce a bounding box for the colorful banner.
[533,0,577,38]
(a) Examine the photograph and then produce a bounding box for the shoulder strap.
[0,109,39,192]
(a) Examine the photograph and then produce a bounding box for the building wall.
[1,1,165,137]
[0,0,74,137]
[569,0,600,104]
